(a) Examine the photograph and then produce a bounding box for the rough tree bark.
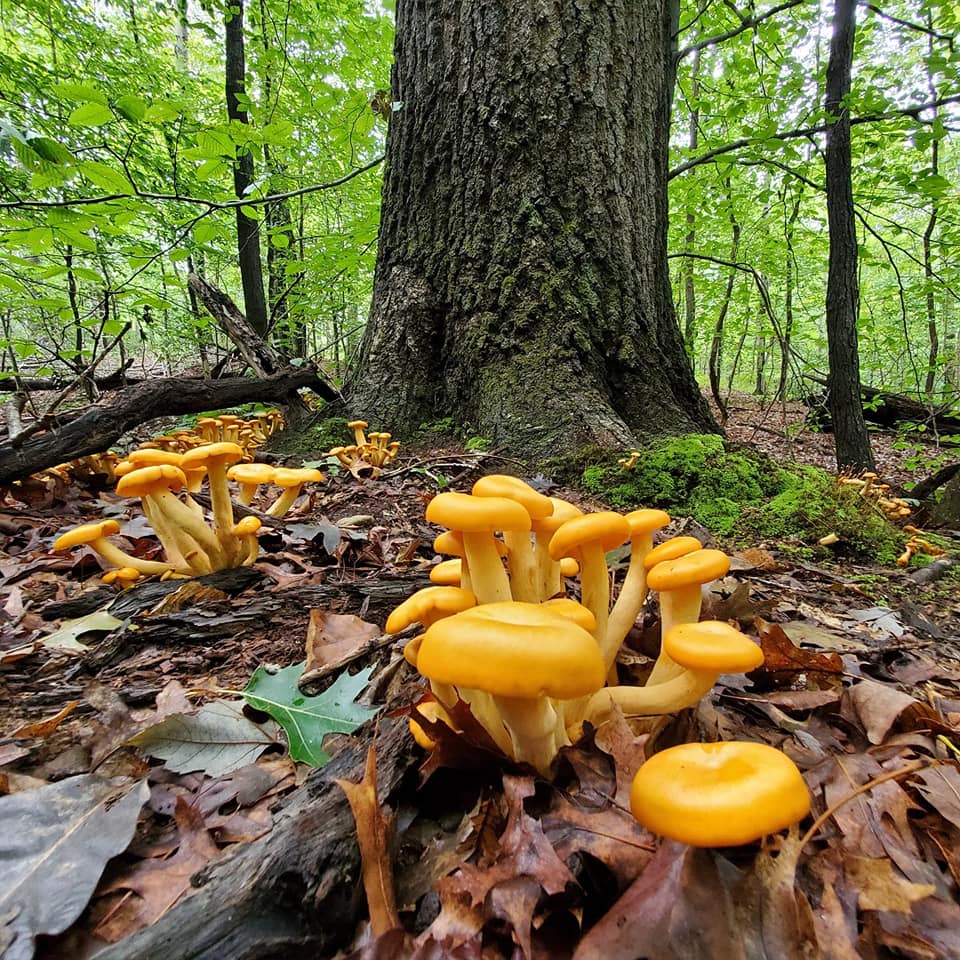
[824,0,874,470]
[348,0,717,459]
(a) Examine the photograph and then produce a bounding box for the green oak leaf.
[243,663,377,767]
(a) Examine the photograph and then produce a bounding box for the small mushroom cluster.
[53,442,323,583]
[387,477,771,772]
[328,420,400,475]
[137,409,284,462]
[838,471,912,520]
[897,525,948,567]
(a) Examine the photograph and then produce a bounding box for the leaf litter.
[0,428,958,958]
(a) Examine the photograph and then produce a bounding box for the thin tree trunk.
[922,21,940,397]
[823,0,874,470]
[225,0,269,338]
[682,45,701,359]
[708,182,739,423]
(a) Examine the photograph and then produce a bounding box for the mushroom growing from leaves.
[227,463,277,506]
[53,519,174,577]
[232,516,262,565]
[630,740,810,846]
[645,548,731,684]
[266,467,324,518]
[415,601,606,774]
[581,620,763,727]
[426,492,531,604]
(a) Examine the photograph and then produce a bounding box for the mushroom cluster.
[134,409,284,461]
[837,471,912,521]
[385,476,772,775]
[53,441,323,583]
[328,420,400,475]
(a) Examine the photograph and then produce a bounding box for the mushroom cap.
[472,474,554,519]
[416,601,605,699]
[232,517,262,536]
[181,442,245,469]
[426,492,531,534]
[624,508,671,537]
[347,420,368,429]
[272,466,324,488]
[115,464,188,497]
[663,620,764,674]
[630,741,811,846]
[228,463,277,485]
[548,511,631,560]
[559,556,580,577]
[385,586,478,634]
[54,518,122,550]
[540,597,597,633]
[102,566,142,585]
[126,448,185,467]
[434,530,507,558]
[646,548,730,592]
[429,558,463,585]
[642,536,703,571]
[530,497,583,535]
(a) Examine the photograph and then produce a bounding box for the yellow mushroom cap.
[540,597,597,634]
[181,441,245,469]
[642,536,703,572]
[346,420,368,430]
[115,463,188,497]
[426,492,531,534]
[434,530,507,557]
[472,474,554,519]
[385,586,478,634]
[548,511,631,560]
[228,463,277,485]
[272,466,324,488]
[232,517,262,536]
[54,518,122,550]
[663,620,764,674]
[559,556,580,577]
[416,601,605,699]
[102,566,142,586]
[530,497,583,536]
[125,449,185,467]
[409,700,452,750]
[429,558,463,585]
[630,741,811,846]
[624,508,671,537]
[646,548,730,592]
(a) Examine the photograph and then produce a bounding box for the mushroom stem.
[605,531,655,673]
[205,460,237,554]
[504,530,539,602]
[461,531,512,604]
[578,540,612,656]
[88,537,175,576]
[493,694,566,776]
[266,484,304,518]
[581,669,717,728]
[646,585,702,684]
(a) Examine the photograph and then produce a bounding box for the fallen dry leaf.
[9,700,79,739]
[844,679,919,744]
[304,608,381,676]
[845,856,936,912]
[754,618,844,680]
[911,766,960,831]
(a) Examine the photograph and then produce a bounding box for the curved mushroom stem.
[532,534,564,601]
[605,531,655,676]
[646,585,703,684]
[150,489,227,568]
[504,531,539,602]
[577,541,612,655]
[493,694,566,776]
[581,669,717,729]
[266,483,304,518]
[87,537,176,576]
[461,531,512,604]
[141,496,215,573]
[205,460,238,558]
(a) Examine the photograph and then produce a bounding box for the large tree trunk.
[348,0,717,460]
[824,0,874,470]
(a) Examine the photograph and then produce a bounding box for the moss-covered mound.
[580,434,901,562]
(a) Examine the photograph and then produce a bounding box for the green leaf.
[193,220,220,244]
[129,700,278,777]
[195,158,227,181]
[27,137,74,165]
[114,95,147,122]
[54,81,108,104]
[142,101,181,122]
[79,160,133,194]
[243,663,377,766]
[41,610,123,654]
[68,102,115,127]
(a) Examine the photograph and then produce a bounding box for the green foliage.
[243,663,378,767]
[581,434,902,560]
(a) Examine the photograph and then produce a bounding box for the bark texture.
[824,0,874,470]
[349,0,716,459]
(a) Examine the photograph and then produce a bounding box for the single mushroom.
[472,475,554,602]
[266,466,324,518]
[227,462,277,506]
[53,519,174,576]
[181,442,245,560]
[232,516,262,565]
[641,535,703,572]
[582,620,763,727]
[347,419,369,448]
[645,548,731,684]
[416,601,606,774]
[530,497,583,601]
[629,740,811,846]
[548,511,631,661]
[102,566,143,589]
[605,509,671,675]
[426,492,531,604]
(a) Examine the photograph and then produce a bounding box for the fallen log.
[0,368,337,485]
[93,716,417,960]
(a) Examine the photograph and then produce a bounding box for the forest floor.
[1,392,959,958]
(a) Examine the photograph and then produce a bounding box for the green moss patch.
[580,434,902,562]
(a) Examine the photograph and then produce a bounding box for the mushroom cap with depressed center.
[426,492,531,534]
[115,464,188,498]
[643,536,703,571]
[548,511,631,561]
[624,508,671,537]
[540,597,597,633]
[530,497,583,536]
[272,466,324,488]
[663,620,764,674]
[54,519,122,550]
[385,586,477,635]
[472,474,554,519]
[646,548,730,592]
[125,448,185,468]
[228,463,277,486]
[416,601,605,699]
[630,741,811,846]
[181,441,245,469]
